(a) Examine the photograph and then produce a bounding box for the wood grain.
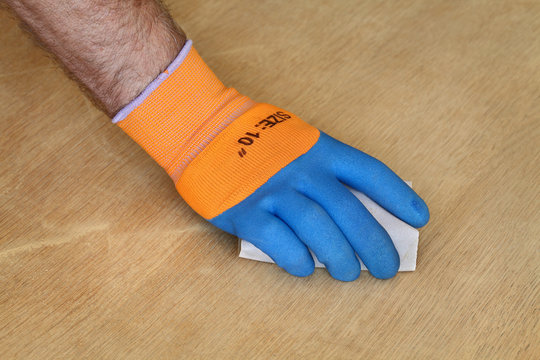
[1,1,538,358]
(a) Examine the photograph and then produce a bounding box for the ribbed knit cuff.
[112,39,254,180]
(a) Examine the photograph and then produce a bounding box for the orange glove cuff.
[114,40,319,219]
[177,103,319,219]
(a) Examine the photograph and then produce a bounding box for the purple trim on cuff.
[111,39,193,124]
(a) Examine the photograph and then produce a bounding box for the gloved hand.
[113,40,429,281]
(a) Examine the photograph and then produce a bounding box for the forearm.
[3,0,186,116]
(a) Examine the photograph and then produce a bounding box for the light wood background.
[1,1,538,359]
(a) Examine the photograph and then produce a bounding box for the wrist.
[109,38,186,116]
[113,40,255,179]
[101,15,186,116]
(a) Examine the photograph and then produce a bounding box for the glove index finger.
[324,133,430,228]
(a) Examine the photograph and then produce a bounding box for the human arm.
[3,0,185,116]
[2,0,430,281]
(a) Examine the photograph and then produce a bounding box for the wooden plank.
[1,1,538,358]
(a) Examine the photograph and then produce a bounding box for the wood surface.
[1,0,539,359]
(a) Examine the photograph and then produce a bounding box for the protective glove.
[113,40,430,281]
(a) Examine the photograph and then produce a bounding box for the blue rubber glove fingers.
[298,175,400,279]
[210,131,430,281]
[211,208,316,277]
[210,157,363,281]
[323,134,430,228]
[271,190,362,281]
